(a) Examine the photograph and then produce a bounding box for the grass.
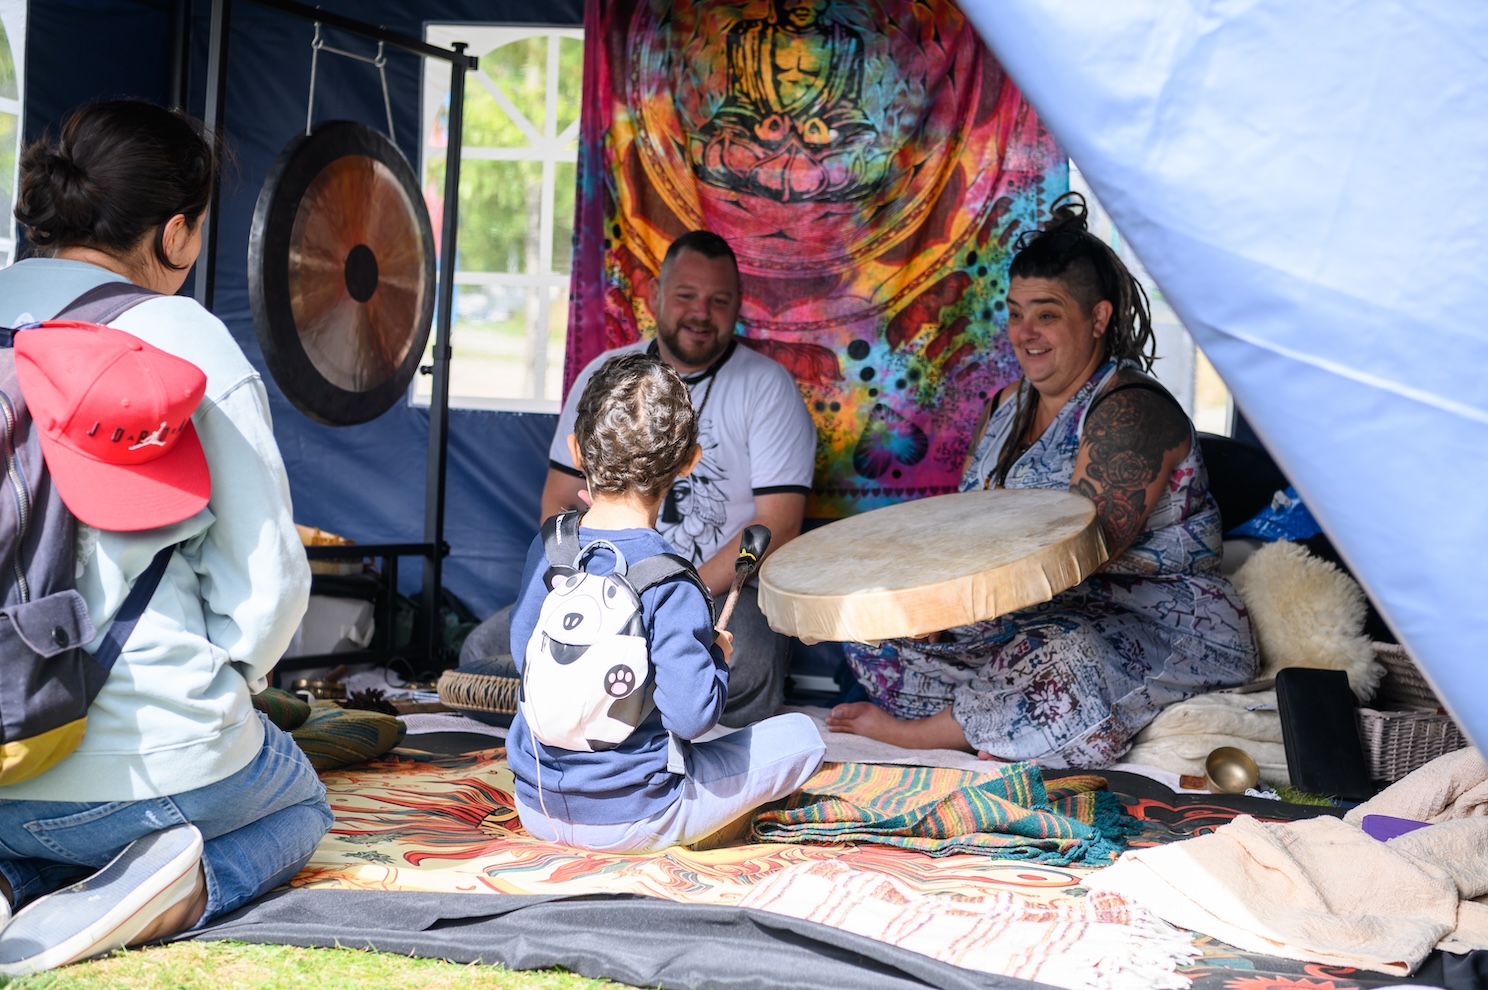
[0,941,630,990]
[1272,783,1341,807]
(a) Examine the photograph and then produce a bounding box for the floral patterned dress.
[844,359,1257,768]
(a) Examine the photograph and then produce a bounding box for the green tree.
[427,34,583,276]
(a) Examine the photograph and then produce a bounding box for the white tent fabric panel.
[958,1,1487,754]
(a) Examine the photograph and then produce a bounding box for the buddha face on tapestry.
[693,0,889,202]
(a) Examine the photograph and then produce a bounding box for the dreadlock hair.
[573,351,699,502]
[988,191,1155,489]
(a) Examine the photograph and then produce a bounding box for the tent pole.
[195,0,230,312]
[169,0,191,111]
[422,42,467,667]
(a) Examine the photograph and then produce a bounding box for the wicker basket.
[1372,643,1444,710]
[1356,643,1468,783]
[437,668,520,717]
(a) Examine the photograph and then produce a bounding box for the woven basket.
[437,668,520,716]
[1357,708,1468,783]
[1372,643,1444,710]
[1356,643,1467,783]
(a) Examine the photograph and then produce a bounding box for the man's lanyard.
[646,338,736,425]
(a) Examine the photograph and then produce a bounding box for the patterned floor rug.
[281,737,1426,990]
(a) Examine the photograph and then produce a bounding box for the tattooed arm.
[1070,377,1192,562]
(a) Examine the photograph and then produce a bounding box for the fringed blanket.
[754,762,1131,865]
[738,860,1198,990]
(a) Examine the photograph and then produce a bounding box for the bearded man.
[463,231,817,727]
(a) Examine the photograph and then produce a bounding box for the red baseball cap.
[15,321,210,532]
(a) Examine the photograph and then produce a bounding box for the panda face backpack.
[519,510,710,754]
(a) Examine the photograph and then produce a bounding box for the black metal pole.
[422,42,467,667]
[169,0,192,110]
[244,0,476,67]
[195,0,231,311]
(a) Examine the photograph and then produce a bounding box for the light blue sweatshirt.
[0,258,310,802]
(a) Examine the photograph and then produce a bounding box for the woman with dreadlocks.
[827,194,1257,768]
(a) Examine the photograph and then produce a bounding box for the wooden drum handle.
[714,524,771,633]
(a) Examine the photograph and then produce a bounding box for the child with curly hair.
[506,351,823,853]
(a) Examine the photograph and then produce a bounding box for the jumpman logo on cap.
[129,422,172,450]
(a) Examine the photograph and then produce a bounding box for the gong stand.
[195,0,476,673]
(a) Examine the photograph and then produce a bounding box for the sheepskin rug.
[1123,540,1382,780]
[1229,540,1382,701]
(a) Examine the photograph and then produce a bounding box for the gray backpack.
[0,283,174,786]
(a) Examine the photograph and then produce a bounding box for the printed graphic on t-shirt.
[659,422,727,564]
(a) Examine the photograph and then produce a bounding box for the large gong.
[248,121,435,425]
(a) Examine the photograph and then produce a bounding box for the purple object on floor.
[1360,814,1432,841]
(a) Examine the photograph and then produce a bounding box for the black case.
[1274,666,1375,802]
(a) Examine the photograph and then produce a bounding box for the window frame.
[414,23,583,414]
[0,0,25,268]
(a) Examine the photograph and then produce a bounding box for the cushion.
[252,687,312,731]
[290,704,407,772]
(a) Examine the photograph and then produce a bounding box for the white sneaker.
[0,823,204,975]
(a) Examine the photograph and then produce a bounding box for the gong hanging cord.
[306,22,396,143]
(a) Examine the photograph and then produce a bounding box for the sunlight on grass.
[0,940,627,990]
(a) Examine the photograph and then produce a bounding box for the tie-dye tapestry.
[568,0,1067,518]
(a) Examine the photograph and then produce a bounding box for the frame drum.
[757,489,1107,644]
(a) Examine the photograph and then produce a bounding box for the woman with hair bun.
[0,99,327,973]
[828,193,1258,768]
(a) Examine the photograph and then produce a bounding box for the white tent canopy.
[960,1,1487,754]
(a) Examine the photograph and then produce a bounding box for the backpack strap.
[54,282,164,325]
[623,550,711,779]
[625,552,713,614]
[539,510,584,587]
[0,282,161,349]
[91,544,174,673]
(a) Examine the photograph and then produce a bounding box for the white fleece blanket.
[1086,748,1488,975]
[1123,690,1286,780]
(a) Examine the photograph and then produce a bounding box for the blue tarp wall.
[24,0,584,620]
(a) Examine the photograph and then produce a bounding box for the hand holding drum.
[715,525,771,634]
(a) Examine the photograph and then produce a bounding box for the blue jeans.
[0,714,331,925]
[517,712,825,853]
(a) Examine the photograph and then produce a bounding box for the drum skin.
[757,489,1108,645]
[248,121,435,426]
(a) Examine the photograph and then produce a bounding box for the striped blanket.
[752,761,1133,865]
